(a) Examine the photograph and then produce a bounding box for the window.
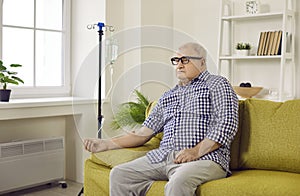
[0,0,70,98]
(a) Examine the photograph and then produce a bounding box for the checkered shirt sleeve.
[205,76,239,146]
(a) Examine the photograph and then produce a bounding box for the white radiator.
[0,137,65,194]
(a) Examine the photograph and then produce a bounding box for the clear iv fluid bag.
[105,37,118,65]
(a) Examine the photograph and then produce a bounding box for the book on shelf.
[257,32,265,56]
[274,30,282,55]
[256,30,283,56]
[259,31,268,56]
[267,31,275,55]
[263,31,271,55]
[270,31,279,55]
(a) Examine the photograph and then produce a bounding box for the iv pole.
[78,22,115,196]
[97,22,104,139]
[86,22,116,139]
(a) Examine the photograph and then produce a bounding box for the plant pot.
[0,89,12,102]
[236,49,250,56]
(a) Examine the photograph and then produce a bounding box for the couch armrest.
[90,136,160,168]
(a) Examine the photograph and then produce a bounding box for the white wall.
[105,0,176,103]
[103,0,177,137]
[71,0,106,99]
[296,1,300,98]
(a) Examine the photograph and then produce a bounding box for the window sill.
[0,97,97,109]
[0,97,97,120]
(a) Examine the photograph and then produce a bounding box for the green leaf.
[134,90,149,107]
[10,64,22,68]
[11,76,24,84]
[4,77,18,85]
[7,71,17,75]
[0,65,6,71]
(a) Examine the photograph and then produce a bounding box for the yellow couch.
[84,99,300,195]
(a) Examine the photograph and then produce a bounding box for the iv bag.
[105,36,118,65]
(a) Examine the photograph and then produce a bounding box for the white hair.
[178,42,207,59]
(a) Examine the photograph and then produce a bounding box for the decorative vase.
[0,89,12,102]
[236,49,250,56]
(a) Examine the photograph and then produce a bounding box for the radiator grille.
[45,139,64,151]
[1,144,23,158]
[24,141,44,154]
[0,137,64,158]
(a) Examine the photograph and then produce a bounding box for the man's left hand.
[174,147,199,164]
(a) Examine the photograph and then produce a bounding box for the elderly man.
[84,42,239,196]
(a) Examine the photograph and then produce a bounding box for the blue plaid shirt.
[143,70,238,173]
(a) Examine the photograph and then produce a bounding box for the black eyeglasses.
[170,56,203,65]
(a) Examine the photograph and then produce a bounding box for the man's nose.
[176,62,184,69]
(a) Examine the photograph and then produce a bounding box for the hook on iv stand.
[87,22,115,32]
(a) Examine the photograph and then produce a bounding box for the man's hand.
[174,147,200,164]
[84,138,108,153]
[174,138,221,164]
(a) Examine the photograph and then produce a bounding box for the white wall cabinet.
[217,0,296,101]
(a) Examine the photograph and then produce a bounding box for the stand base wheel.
[58,181,68,189]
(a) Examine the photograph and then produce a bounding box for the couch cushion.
[146,181,166,196]
[239,99,300,173]
[199,170,300,196]
[84,159,110,196]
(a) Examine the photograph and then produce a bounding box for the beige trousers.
[110,151,226,196]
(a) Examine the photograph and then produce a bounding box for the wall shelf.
[222,12,284,21]
[219,55,282,60]
[217,0,296,101]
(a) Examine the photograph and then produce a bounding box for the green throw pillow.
[239,99,300,173]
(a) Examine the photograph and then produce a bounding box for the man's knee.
[110,163,140,184]
[110,165,125,183]
[165,177,197,196]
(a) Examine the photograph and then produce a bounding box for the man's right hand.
[84,138,109,153]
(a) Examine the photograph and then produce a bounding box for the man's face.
[174,49,205,83]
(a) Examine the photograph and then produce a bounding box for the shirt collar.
[193,70,210,83]
[175,70,211,90]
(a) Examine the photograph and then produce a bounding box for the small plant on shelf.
[235,42,251,56]
[235,42,251,50]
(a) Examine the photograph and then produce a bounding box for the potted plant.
[0,60,24,102]
[111,90,150,130]
[235,42,251,56]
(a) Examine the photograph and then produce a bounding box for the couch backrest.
[238,99,300,173]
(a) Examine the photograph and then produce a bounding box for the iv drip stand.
[78,22,115,196]
[97,22,104,139]
[77,22,105,196]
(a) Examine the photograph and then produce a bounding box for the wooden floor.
[1,181,83,196]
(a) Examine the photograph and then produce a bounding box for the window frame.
[0,0,71,98]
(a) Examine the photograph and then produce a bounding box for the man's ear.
[201,58,206,66]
